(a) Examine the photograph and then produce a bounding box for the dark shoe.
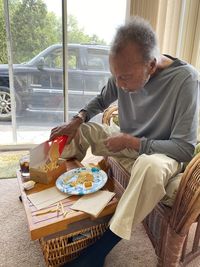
[61,229,121,267]
[61,255,105,267]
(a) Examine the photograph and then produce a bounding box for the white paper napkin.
[71,190,115,217]
[27,186,69,210]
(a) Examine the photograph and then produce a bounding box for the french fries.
[39,161,59,172]
[38,142,60,172]
[35,201,75,218]
[35,207,58,216]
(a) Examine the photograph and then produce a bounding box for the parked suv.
[0,43,111,122]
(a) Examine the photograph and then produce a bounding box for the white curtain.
[126,0,200,70]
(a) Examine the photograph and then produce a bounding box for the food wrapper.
[29,136,68,184]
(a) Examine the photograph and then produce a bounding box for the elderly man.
[50,16,199,267]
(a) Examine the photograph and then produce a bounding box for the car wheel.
[0,87,12,121]
[0,87,23,121]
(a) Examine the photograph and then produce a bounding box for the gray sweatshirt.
[83,56,199,162]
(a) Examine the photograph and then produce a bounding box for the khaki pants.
[62,122,181,240]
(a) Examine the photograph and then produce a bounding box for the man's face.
[109,43,155,92]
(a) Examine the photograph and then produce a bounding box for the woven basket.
[40,223,108,267]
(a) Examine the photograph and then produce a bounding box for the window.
[87,49,109,71]
[44,48,62,69]
[1,0,126,146]
[68,51,78,69]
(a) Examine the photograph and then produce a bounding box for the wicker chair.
[102,105,200,267]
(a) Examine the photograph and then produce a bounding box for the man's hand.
[104,133,140,152]
[49,117,83,143]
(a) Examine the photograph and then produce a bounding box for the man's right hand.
[49,117,83,143]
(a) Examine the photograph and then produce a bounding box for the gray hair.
[110,16,159,61]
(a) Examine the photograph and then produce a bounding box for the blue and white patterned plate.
[56,167,108,195]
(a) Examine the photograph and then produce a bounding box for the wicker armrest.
[170,153,200,234]
[102,105,118,125]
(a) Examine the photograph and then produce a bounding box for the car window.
[42,47,79,70]
[43,48,62,69]
[68,50,78,69]
[87,49,109,71]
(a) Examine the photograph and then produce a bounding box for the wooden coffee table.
[17,159,123,241]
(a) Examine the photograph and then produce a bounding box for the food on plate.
[83,181,93,189]
[67,171,94,187]
[78,171,94,181]
[63,174,74,184]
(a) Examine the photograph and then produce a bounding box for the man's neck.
[152,55,174,77]
[157,55,174,69]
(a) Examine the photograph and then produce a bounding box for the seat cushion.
[161,173,182,207]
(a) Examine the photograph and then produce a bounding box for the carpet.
[0,151,29,179]
[0,179,199,266]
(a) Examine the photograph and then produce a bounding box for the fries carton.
[30,159,66,184]
[29,141,67,184]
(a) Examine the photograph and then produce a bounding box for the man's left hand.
[104,133,140,152]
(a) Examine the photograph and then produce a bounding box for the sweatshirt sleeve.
[139,77,199,163]
[81,77,118,121]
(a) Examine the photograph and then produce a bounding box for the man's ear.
[149,58,157,75]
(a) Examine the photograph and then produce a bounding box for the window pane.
[87,49,110,71]
[0,0,63,145]
[0,0,125,146]
[67,0,126,122]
